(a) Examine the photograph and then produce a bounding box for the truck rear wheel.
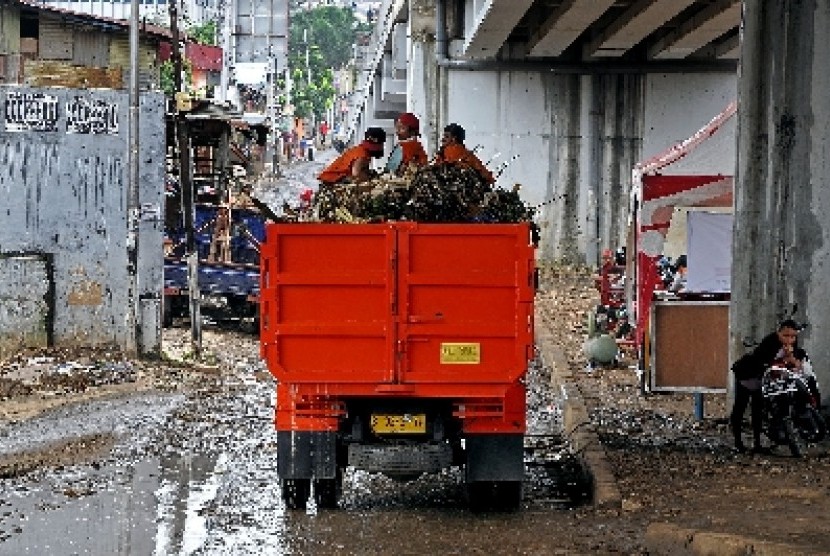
[281,478,311,510]
[314,469,343,509]
[467,481,522,512]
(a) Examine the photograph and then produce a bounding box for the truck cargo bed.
[260,222,535,393]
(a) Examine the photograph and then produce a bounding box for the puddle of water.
[0,450,289,555]
[0,459,162,555]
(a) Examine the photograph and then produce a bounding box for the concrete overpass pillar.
[408,0,439,155]
[733,0,830,391]
[540,74,643,265]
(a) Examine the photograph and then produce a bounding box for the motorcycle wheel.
[784,417,805,458]
[799,407,827,443]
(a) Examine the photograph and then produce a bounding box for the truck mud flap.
[277,431,338,480]
[466,434,524,482]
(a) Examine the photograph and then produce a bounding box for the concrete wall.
[439,69,645,264]
[733,0,830,395]
[643,73,737,176]
[0,87,165,357]
[373,2,737,267]
[434,68,736,265]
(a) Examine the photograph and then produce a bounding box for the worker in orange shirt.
[433,123,495,185]
[317,127,387,185]
[384,112,427,176]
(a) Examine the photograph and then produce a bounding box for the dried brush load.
[311,164,535,225]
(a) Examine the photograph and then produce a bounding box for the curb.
[161,350,221,375]
[535,307,622,509]
[644,522,814,556]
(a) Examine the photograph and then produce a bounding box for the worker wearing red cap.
[433,123,495,185]
[318,127,387,185]
[384,112,427,176]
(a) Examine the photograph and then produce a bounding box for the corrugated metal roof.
[185,43,222,72]
[3,0,172,39]
[159,42,223,72]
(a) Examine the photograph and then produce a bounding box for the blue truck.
[163,203,266,329]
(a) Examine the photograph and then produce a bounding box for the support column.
[578,74,600,266]
[733,0,830,393]
[408,1,438,154]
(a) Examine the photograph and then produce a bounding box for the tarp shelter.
[629,102,737,357]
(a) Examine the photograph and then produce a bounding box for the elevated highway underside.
[446,0,740,66]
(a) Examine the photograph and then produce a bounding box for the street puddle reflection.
[153,453,222,555]
[0,450,289,555]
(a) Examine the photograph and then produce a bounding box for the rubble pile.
[312,165,535,224]
[0,349,138,398]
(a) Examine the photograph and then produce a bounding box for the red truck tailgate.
[260,223,535,388]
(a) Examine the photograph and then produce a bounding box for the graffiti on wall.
[66,97,119,135]
[4,91,59,132]
[3,91,119,135]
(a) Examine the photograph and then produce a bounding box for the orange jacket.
[434,143,495,184]
[317,144,372,184]
[400,139,427,168]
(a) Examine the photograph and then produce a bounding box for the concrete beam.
[528,0,616,58]
[715,34,740,60]
[648,0,741,60]
[583,0,696,59]
[462,0,535,60]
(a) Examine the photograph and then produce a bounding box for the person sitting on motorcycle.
[780,346,822,410]
[729,319,803,454]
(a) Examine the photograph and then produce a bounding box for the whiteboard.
[686,211,733,292]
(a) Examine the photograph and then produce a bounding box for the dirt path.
[537,265,830,554]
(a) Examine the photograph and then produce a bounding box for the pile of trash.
[310,165,536,224]
[0,350,138,398]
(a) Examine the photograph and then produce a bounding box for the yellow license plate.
[370,414,426,434]
[440,342,481,364]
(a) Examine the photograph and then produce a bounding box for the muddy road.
[4,268,830,555]
[0,327,602,556]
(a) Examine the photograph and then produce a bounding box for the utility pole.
[267,53,279,176]
[170,0,202,358]
[127,0,140,354]
[218,0,233,103]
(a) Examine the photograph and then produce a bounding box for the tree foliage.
[287,6,370,118]
[289,6,369,70]
[188,20,217,46]
[160,59,193,96]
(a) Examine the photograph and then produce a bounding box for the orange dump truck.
[260,222,536,510]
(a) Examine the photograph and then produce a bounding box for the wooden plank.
[23,60,123,89]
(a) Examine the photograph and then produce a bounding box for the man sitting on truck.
[317,127,387,185]
[384,112,428,176]
[433,123,495,185]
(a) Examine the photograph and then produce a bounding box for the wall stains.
[67,281,104,306]
[0,87,164,354]
[0,254,51,359]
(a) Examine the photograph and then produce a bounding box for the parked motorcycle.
[761,365,826,457]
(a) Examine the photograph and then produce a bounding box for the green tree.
[287,6,369,119]
[289,6,369,70]
[159,59,193,96]
[188,20,217,46]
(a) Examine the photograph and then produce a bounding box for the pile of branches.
[312,164,535,224]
